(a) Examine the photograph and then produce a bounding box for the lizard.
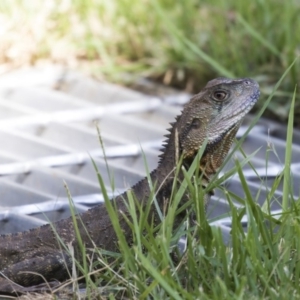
[0,77,260,295]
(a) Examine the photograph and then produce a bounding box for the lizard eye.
[213,90,227,101]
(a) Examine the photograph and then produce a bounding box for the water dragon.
[0,77,260,294]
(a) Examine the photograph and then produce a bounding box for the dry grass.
[0,1,100,75]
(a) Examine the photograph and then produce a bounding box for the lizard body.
[0,77,260,294]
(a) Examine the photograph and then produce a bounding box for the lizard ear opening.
[191,118,201,129]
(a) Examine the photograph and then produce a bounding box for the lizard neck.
[118,161,176,205]
[116,122,180,204]
[201,122,240,180]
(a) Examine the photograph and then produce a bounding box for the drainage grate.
[0,66,299,239]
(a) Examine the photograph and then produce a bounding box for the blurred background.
[0,0,299,125]
[0,3,300,290]
[0,3,299,297]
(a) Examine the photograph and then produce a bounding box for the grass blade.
[282,86,296,211]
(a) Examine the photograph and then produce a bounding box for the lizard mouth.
[223,88,260,122]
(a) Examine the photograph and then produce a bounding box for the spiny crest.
[115,115,183,194]
[158,113,182,164]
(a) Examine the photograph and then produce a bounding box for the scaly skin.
[0,77,260,294]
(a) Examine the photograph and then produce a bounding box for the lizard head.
[159,77,260,176]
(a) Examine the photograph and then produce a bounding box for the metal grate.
[0,66,299,240]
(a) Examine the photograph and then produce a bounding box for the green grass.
[0,0,300,123]
[0,2,299,297]
[47,75,300,299]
